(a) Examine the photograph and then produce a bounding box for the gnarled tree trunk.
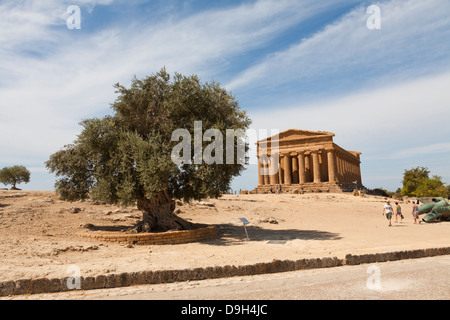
[128,189,192,233]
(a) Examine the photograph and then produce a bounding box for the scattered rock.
[257,217,281,224]
[197,201,215,207]
[80,223,95,230]
[52,245,99,256]
[69,207,81,214]
[38,199,54,204]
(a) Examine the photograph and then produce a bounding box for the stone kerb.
[78,226,218,245]
[344,247,450,265]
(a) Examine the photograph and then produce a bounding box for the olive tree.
[46,69,251,232]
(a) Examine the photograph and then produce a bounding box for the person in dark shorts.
[383,201,393,226]
[395,202,404,223]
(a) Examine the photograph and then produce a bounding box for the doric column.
[327,149,337,184]
[312,151,321,183]
[283,153,292,185]
[297,152,306,184]
[305,153,311,182]
[258,156,264,186]
[344,157,350,183]
[291,153,299,184]
[263,159,270,186]
[349,161,354,184]
[343,157,349,183]
[357,158,362,186]
[269,154,279,185]
[336,153,342,183]
[278,156,283,185]
[340,154,344,182]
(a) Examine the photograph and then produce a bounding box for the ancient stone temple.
[254,129,363,193]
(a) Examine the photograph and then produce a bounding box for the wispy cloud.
[249,70,450,156]
[0,0,116,51]
[0,0,346,166]
[227,0,450,96]
[240,70,450,190]
[384,143,450,160]
[1,0,449,192]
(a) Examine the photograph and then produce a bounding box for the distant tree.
[0,166,31,190]
[46,69,251,233]
[414,175,449,198]
[372,188,391,197]
[401,166,449,198]
[400,166,430,196]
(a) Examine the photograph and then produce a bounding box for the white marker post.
[239,218,250,241]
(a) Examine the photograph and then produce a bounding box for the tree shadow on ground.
[0,203,10,208]
[202,223,342,246]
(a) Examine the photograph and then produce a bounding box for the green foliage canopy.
[46,69,251,206]
[401,166,449,198]
[0,165,31,189]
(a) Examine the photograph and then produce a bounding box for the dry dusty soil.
[0,190,449,282]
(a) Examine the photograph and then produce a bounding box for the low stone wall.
[78,226,218,245]
[344,247,450,265]
[1,246,449,297]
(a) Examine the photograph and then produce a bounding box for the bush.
[401,167,449,198]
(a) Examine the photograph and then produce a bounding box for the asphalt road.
[7,255,449,301]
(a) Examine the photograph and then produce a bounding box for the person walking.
[412,201,421,224]
[383,201,394,226]
[395,202,404,223]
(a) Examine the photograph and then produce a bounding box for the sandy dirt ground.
[0,190,449,282]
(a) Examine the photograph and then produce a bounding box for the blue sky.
[1,0,450,192]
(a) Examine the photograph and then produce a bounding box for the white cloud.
[0,0,117,51]
[0,0,345,166]
[236,70,450,192]
[249,70,450,156]
[386,143,450,160]
[1,0,449,192]
[226,0,450,92]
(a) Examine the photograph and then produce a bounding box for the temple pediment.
[258,129,335,144]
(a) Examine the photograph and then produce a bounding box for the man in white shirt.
[383,201,393,226]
